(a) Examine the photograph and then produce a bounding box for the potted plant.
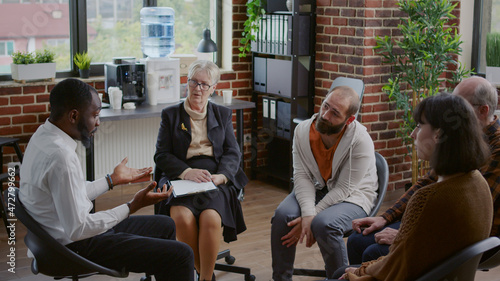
[73,51,92,78]
[374,0,471,184]
[11,49,56,83]
[486,32,500,85]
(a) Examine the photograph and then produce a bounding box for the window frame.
[0,0,222,81]
[472,0,484,76]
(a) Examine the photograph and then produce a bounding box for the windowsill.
[0,76,105,88]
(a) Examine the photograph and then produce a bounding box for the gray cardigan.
[292,114,378,217]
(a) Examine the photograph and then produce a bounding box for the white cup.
[108,87,123,109]
[222,90,233,104]
[98,93,103,103]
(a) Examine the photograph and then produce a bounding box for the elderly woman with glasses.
[154,60,247,281]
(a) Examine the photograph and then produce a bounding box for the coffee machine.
[105,58,146,105]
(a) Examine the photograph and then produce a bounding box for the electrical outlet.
[244,133,251,144]
[8,162,21,171]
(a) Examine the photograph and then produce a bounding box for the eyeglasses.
[188,79,214,91]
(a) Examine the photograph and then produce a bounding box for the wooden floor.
[1,179,499,281]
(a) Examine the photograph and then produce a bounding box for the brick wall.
[314,0,411,191]
[0,0,463,192]
[314,0,462,191]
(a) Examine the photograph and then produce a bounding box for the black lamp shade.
[197,28,218,53]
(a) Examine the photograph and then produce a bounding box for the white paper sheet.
[170,180,217,197]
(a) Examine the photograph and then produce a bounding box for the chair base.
[215,249,255,281]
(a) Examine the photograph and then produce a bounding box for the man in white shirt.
[19,78,194,281]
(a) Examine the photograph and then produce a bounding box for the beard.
[77,120,97,148]
[315,116,347,135]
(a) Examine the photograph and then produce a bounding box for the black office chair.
[153,166,256,281]
[415,236,500,281]
[292,151,389,278]
[13,188,150,281]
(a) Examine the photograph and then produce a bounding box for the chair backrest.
[328,76,365,102]
[343,152,388,238]
[13,188,128,279]
[369,152,389,217]
[477,244,500,271]
[328,77,364,120]
[415,236,500,281]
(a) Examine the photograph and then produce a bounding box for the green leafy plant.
[35,49,55,63]
[374,0,471,183]
[11,49,55,64]
[73,51,92,70]
[239,0,265,58]
[486,32,500,67]
[11,51,36,65]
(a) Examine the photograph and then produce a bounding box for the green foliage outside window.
[486,32,500,67]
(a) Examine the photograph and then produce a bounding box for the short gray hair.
[470,81,498,118]
[187,60,220,85]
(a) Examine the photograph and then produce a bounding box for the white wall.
[460,0,475,71]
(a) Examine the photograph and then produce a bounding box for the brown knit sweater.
[348,170,493,281]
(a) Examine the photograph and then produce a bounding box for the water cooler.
[140,7,180,105]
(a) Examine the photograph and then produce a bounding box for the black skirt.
[157,156,246,243]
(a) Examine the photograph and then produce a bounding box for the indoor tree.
[374,0,471,184]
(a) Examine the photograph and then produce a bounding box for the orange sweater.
[348,170,493,281]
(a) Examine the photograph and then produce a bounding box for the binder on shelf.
[250,14,310,56]
[276,101,308,139]
[254,57,267,92]
[277,101,291,138]
[269,97,278,135]
[262,96,280,135]
[262,96,270,129]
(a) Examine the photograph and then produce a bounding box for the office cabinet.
[251,0,316,186]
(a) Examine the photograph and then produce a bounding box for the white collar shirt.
[19,120,129,245]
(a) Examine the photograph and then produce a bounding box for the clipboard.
[170,180,217,198]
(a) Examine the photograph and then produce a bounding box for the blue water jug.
[140,7,175,57]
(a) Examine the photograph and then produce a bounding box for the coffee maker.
[105,58,146,105]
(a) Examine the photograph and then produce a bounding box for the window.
[0,1,70,75]
[472,0,500,74]
[0,41,14,56]
[86,0,217,65]
[0,0,223,80]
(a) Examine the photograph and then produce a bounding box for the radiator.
[77,117,161,180]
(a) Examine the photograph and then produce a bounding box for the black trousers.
[67,215,194,281]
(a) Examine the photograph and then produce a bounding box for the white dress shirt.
[20,120,129,245]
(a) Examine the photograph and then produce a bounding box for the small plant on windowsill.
[74,51,92,78]
[239,0,265,58]
[11,49,56,83]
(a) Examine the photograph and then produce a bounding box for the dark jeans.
[346,221,401,264]
[67,215,194,281]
